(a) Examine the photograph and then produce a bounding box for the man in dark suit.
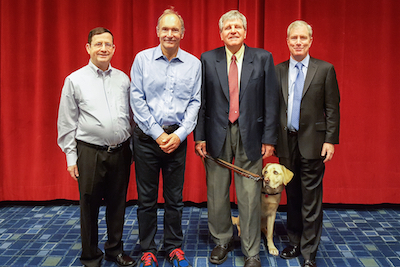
[275,20,340,267]
[194,10,278,267]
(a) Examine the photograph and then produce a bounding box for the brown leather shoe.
[303,259,317,267]
[209,241,233,264]
[244,255,261,267]
[280,245,300,259]
[105,253,135,267]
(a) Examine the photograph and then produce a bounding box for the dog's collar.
[262,184,284,197]
[262,191,281,197]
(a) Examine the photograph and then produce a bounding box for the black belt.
[288,130,298,136]
[76,139,129,153]
[162,124,179,134]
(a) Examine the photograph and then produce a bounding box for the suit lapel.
[303,57,317,97]
[282,61,290,106]
[240,45,254,100]
[215,48,230,100]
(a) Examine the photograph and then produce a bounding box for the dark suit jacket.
[194,45,279,162]
[275,57,340,159]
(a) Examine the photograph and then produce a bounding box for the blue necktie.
[290,62,304,131]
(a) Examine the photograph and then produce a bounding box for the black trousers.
[133,127,187,255]
[279,133,325,261]
[76,140,131,267]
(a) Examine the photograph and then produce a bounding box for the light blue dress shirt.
[57,61,131,166]
[130,45,201,142]
[287,54,310,131]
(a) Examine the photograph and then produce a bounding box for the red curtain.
[1,0,399,204]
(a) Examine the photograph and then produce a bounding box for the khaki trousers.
[205,122,262,257]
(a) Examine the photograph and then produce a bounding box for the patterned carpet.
[0,204,399,267]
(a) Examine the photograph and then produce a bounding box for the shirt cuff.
[66,153,78,167]
[148,124,165,141]
[174,127,187,143]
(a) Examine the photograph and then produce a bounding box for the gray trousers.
[205,122,262,257]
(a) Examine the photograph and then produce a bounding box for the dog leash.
[204,154,262,182]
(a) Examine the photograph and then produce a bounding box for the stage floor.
[0,205,399,266]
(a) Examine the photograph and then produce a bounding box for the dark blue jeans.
[133,127,187,255]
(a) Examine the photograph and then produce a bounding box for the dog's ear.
[262,163,272,176]
[281,165,294,185]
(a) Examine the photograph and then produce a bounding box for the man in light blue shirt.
[130,8,201,267]
[275,21,340,267]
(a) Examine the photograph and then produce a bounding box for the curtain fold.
[1,0,399,204]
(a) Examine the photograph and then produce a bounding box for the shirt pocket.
[174,77,193,100]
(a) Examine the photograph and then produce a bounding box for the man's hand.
[157,133,181,154]
[321,143,335,163]
[195,142,207,158]
[156,132,169,146]
[261,144,275,159]
[67,165,79,181]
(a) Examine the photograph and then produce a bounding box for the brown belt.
[205,154,262,182]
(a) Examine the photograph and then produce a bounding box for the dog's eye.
[273,171,279,175]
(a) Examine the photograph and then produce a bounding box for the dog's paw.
[231,216,241,236]
[268,247,279,256]
[268,246,279,256]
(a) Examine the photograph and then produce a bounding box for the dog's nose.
[264,178,270,184]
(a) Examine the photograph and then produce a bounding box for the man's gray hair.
[287,20,313,37]
[219,10,247,32]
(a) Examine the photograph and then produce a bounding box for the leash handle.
[204,154,262,182]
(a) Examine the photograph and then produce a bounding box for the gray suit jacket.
[275,57,340,159]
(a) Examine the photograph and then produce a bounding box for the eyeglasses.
[92,42,114,50]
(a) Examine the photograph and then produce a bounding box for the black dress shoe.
[303,259,317,267]
[280,245,300,259]
[83,263,101,267]
[105,253,135,267]
[244,254,261,267]
[209,241,233,264]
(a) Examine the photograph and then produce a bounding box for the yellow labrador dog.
[232,163,293,256]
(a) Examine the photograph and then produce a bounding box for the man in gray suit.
[275,20,340,267]
[194,10,278,267]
